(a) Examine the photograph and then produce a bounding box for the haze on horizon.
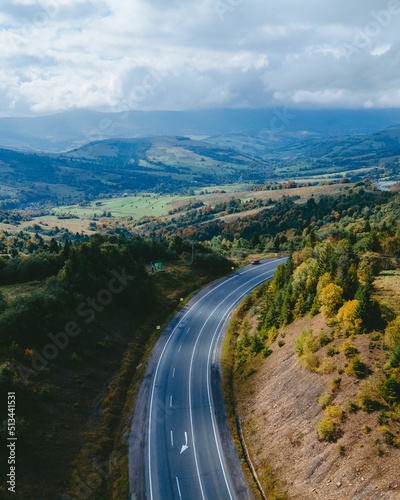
[1,0,400,118]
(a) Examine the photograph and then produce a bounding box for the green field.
[52,194,185,219]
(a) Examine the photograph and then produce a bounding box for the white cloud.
[0,0,400,115]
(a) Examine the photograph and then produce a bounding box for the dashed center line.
[176,477,182,499]
[178,345,182,353]
[170,395,173,408]
[172,368,176,378]
[170,431,174,447]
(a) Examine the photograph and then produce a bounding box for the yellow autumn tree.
[337,300,362,335]
[320,283,343,317]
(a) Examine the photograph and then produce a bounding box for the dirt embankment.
[233,313,400,500]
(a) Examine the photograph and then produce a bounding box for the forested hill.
[0,136,268,209]
[137,187,400,246]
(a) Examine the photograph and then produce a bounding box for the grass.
[374,269,400,315]
[53,193,181,219]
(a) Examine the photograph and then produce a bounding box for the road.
[145,257,286,500]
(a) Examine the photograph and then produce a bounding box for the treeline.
[141,188,397,246]
[0,234,233,350]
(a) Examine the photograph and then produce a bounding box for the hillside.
[222,196,400,499]
[0,136,269,209]
[1,123,400,210]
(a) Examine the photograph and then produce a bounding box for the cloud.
[0,0,400,116]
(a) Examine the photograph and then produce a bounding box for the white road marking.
[170,395,173,408]
[172,368,176,378]
[188,269,279,500]
[178,344,182,353]
[171,431,174,447]
[147,257,286,500]
[180,432,189,454]
[176,477,182,499]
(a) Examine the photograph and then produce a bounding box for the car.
[251,259,260,265]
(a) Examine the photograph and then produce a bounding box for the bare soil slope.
[235,313,400,500]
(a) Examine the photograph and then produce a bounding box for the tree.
[337,300,362,335]
[320,283,343,317]
[343,263,359,300]
[251,232,260,248]
[367,232,381,252]
[0,291,7,315]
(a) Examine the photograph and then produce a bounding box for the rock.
[337,482,342,487]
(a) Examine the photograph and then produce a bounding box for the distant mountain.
[0,136,269,208]
[1,124,400,209]
[1,108,400,152]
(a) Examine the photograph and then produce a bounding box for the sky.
[0,0,400,116]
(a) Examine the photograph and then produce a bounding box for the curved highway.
[146,258,285,500]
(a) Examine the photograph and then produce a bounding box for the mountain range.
[1,108,400,152]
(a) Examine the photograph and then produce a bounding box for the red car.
[251,259,260,265]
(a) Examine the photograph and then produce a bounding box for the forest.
[1,183,400,498]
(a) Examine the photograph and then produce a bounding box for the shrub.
[316,416,337,441]
[338,444,345,456]
[299,351,319,371]
[236,342,248,367]
[245,367,257,379]
[278,341,285,348]
[326,344,339,357]
[377,426,400,448]
[378,375,400,405]
[346,400,359,413]
[261,346,272,359]
[250,334,263,357]
[340,339,358,359]
[362,424,371,434]
[357,381,380,413]
[294,329,316,356]
[345,355,368,378]
[389,342,400,368]
[330,377,342,391]
[267,326,279,344]
[325,405,343,420]
[317,332,331,347]
[318,357,336,374]
[318,392,331,409]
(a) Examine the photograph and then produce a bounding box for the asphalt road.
[146,258,286,500]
